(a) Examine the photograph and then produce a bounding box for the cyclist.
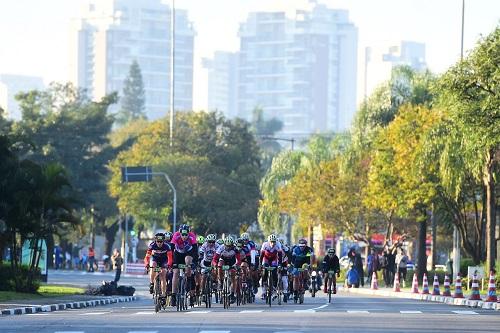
[212,236,241,304]
[199,234,218,296]
[216,238,224,247]
[291,238,313,301]
[259,234,282,300]
[235,238,251,293]
[321,248,340,294]
[144,233,173,303]
[171,224,197,307]
[241,232,259,293]
[279,238,291,302]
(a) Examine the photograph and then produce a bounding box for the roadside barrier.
[370,272,378,290]
[411,273,419,294]
[485,271,497,302]
[431,274,440,296]
[421,273,430,295]
[393,272,401,292]
[453,273,464,298]
[469,273,482,300]
[442,274,451,296]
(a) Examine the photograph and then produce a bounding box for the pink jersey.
[171,231,197,253]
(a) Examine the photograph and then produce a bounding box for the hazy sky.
[0,0,498,109]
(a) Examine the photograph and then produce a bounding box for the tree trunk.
[46,234,54,268]
[104,219,120,257]
[417,218,428,280]
[430,208,437,271]
[484,156,496,274]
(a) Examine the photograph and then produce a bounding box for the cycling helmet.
[164,231,173,240]
[240,233,250,241]
[298,238,307,247]
[235,238,244,247]
[155,233,165,241]
[268,234,277,242]
[197,235,205,245]
[224,237,234,246]
[179,224,190,233]
[206,234,216,242]
[216,239,224,245]
[327,248,335,255]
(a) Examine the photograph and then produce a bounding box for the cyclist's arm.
[235,252,241,267]
[212,252,220,266]
[167,250,173,268]
[144,249,152,266]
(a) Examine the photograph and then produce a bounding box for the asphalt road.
[1,270,499,333]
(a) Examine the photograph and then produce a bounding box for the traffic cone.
[371,271,379,290]
[393,272,401,292]
[442,274,451,297]
[431,275,441,296]
[469,273,481,300]
[411,273,419,293]
[485,271,497,302]
[421,273,430,294]
[453,273,464,298]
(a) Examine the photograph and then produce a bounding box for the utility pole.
[169,0,175,147]
[452,0,465,280]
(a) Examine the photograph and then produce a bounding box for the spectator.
[54,245,62,269]
[72,245,81,270]
[348,247,365,287]
[367,248,379,284]
[112,249,123,283]
[65,251,71,269]
[395,248,408,288]
[88,246,96,272]
[387,246,397,286]
[380,249,389,287]
[81,250,88,271]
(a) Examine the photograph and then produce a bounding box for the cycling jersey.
[171,231,197,253]
[236,244,250,263]
[199,242,218,265]
[321,254,340,274]
[260,241,283,266]
[212,245,241,267]
[144,241,173,268]
[291,245,313,268]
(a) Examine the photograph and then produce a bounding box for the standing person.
[112,249,123,283]
[387,246,397,286]
[395,248,408,288]
[366,248,379,285]
[65,250,71,269]
[88,246,96,272]
[380,249,389,287]
[54,245,62,269]
[348,247,365,287]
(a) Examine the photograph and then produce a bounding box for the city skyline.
[0,0,499,118]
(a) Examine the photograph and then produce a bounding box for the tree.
[116,60,146,126]
[250,107,284,171]
[109,112,262,235]
[437,26,499,272]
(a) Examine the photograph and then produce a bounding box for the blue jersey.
[292,246,313,267]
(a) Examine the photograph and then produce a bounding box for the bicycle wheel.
[267,270,273,307]
[154,276,161,313]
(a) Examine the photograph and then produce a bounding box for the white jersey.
[199,242,218,262]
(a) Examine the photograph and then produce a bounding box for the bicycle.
[310,270,318,298]
[201,266,213,308]
[263,266,277,307]
[326,270,337,303]
[221,265,232,309]
[294,267,306,304]
[149,266,167,313]
[175,264,188,311]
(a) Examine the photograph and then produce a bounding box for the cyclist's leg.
[323,274,329,293]
[217,259,224,289]
[172,251,183,294]
[281,269,288,294]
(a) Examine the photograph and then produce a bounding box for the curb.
[341,287,500,310]
[1,296,138,316]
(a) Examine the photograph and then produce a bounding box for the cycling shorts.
[173,249,195,266]
[151,256,169,269]
[217,256,236,267]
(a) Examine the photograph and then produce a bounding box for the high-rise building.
[235,3,357,137]
[70,0,195,120]
[203,52,239,118]
[364,41,426,99]
[0,74,45,120]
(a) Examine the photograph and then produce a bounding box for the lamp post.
[169,0,175,147]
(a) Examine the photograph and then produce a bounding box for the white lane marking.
[347,310,370,314]
[198,331,230,333]
[400,311,423,314]
[128,331,159,333]
[134,311,155,315]
[78,312,110,315]
[310,304,329,310]
[452,310,478,315]
[186,311,210,314]
[26,313,49,316]
[240,310,264,313]
[54,331,85,333]
[294,309,315,313]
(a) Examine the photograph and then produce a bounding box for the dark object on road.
[116,285,135,296]
[100,281,117,296]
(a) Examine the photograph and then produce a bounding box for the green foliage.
[109,112,261,234]
[0,264,41,293]
[116,60,146,125]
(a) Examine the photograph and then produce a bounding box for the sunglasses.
[156,240,164,243]
[181,233,188,237]
[208,241,215,244]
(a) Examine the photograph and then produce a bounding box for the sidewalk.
[340,285,500,310]
[0,294,137,316]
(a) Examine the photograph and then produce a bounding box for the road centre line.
[310,304,329,310]
[78,312,110,315]
[239,310,263,313]
[347,310,370,314]
[400,311,423,314]
[452,310,478,315]
[198,331,230,333]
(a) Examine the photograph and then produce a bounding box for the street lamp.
[169,0,175,147]
[260,136,295,151]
